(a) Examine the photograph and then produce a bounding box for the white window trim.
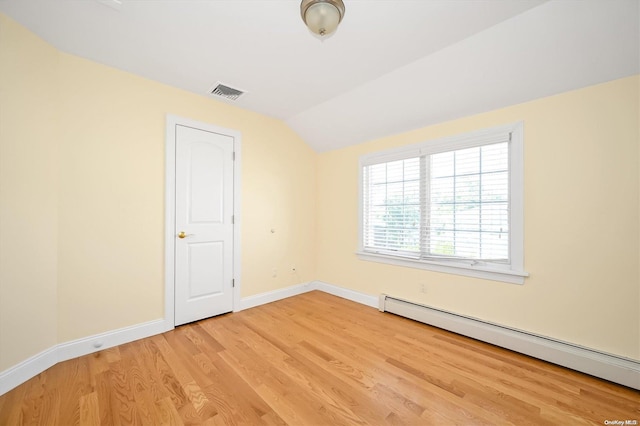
[357,122,529,285]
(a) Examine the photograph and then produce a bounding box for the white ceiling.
[0,0,638,152]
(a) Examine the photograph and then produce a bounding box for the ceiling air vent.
[210,83,244,101]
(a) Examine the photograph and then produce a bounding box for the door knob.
[178,231,187,239]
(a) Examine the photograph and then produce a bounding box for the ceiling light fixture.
[300,0,345,37]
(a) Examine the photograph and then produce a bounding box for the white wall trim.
[356,252,527,285]
[313,281,378,308]
[56,319,170,363]
[164,116,178,331]
[0,346,58,396]
[238,282,314,311]
[0,318,171,396]
[236,281,378,311]
[379,294,640,390]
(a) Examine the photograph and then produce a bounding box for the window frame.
[357,122,528,285]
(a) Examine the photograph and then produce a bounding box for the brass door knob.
[178,231,187,239]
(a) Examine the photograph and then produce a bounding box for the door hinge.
[231,215,235,224]
[232,279,235,288]
[233,152,236,161]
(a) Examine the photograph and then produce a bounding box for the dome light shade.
[301,0,345,37]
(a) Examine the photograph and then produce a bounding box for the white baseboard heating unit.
[378,294,640,390]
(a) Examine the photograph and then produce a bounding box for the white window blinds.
[361,127,514,266]
[363,157,422,257]
[425,142,509,261]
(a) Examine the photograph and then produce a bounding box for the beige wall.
[0,15,60,370]
[317,75,640,360]
[0,14,317,368]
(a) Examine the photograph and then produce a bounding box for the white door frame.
[164,114,242,328]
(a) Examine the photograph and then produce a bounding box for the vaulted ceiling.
[1,0,638,152]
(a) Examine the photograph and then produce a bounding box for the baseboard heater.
[379,294,640,390]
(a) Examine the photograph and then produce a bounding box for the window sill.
[356,251,529,285]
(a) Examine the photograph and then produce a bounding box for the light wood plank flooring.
[0,291,638,425]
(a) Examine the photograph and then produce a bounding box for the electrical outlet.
[272,267,277,278]
[420,283,427,293]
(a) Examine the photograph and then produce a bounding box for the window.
[358,122,528,284]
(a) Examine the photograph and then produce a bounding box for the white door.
[174,124,234,326]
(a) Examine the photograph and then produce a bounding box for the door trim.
[165,114,242,327]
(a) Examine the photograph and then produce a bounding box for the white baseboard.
[56,319,171,363]
[237,282,314,311]
[0,319,172,396]
[313,281,378,308]
[236,281,378,311]
[0,346,58,396]
[379,294,640,390]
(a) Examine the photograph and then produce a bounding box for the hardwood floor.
[1,290,638,425]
